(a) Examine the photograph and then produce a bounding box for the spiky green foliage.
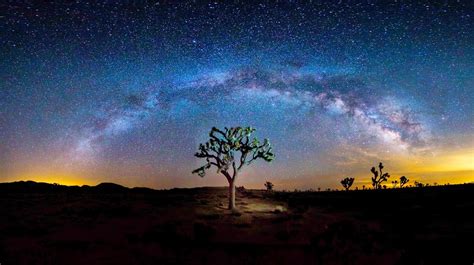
[340,177,354,191]
[400,176,409,187]
[370,162,390,189]
[264,181,274,191]
[192,126,274,181]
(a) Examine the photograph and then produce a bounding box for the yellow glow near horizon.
[408,150,473,172]
[330,147,474,189]
[2,145,473,189]
[8,174,96,187]
[399,149,473,179]
[375,149,474,186]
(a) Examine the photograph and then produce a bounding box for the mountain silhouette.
[0,181,130,193]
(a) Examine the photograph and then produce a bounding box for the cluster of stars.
[1,1,472,188]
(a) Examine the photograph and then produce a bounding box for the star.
[0,1,472,189]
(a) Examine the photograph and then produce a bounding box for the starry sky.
[1,1,473,189]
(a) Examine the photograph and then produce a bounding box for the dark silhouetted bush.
[340,177,355,191]
[392,180,398,188]
[400,176,409,187]
[264,181,274,191]
[414,181,424,188]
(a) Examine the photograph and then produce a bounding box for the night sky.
[1,1,473,189]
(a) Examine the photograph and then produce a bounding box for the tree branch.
[232,161,237,180]
[222,170,232,183]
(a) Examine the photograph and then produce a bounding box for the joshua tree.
[264,181,274,191]
[370,162,390,189]
[399,176,409,187]
[340,177,355,191]
[414,181,424,188]
[391,180,398,188]
[236,186,246,193]
[192,126,274,210]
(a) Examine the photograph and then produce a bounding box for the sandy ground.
[0,183,473,265]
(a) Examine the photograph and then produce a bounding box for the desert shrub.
[391,180,398,188]
[414,181,424,188]
[264,181,274,191]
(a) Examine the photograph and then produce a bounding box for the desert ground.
[0,181,473,265]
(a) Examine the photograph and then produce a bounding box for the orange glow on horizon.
[2,146,473,189]
[6,174,96,187]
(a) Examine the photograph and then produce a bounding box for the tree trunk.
[228,180,235,210]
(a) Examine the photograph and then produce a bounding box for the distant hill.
[2,180,472,194]
[0,181,132,193]
[95,182,128,192]
[0,181,229,194]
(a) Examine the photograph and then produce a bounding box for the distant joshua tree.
[340,177,355,191]
[236,186,246,193]
[264,181,274,191]
[370,162,390,189]
[391,180,398,188]
[400,176,409,188]
[192,126,274,210]
[414,181,424,188]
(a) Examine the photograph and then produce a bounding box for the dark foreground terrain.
[0,181,473,265]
